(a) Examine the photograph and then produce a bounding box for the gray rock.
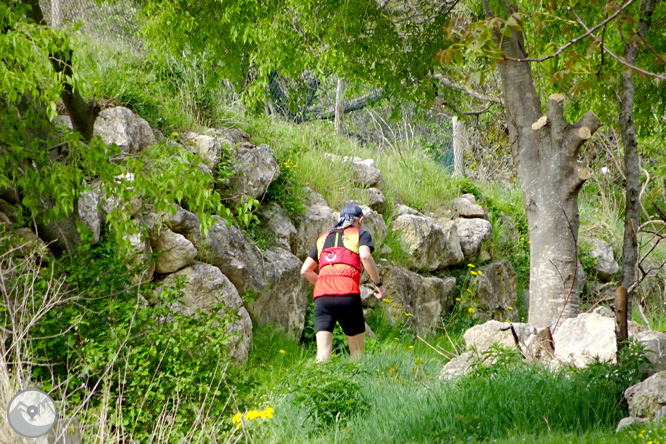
[151,227,198,274]
[377,264,456,333]
[625,370,666,418]
[162,204,204,247]
[552,312,616,368]
[440,351,476,379]
[15,227,47,255]
[453,196,487,219]
[615,416,649,433]
[633,330,666,375]
[78,182,102,243]
[182,133,223,170]
[252,247,310,338]
[124,224,154,284]
[392,214,464,271]
[396,205,423,217]
[362,187,386,212]
[455,217,493,262]
[93,106,156,154]
[157,264,252,362]
[226,144,280,202]
[258,202,297,252]
[307,188,329,206]
[324,154,384,189]
[0,211,11,227]
[592,305,615,317]
[209,127,251,146]
[464,320,536,353]
[473,260,519,322]
[587,238,619,282]
[201,219,265,296]
[294,204,338,260]
[356,205,387,245]
[200,220,309,337]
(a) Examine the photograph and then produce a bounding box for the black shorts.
[314,294,365,336]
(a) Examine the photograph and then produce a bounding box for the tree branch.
[434,74,503,105]
[570,6,666,81]
[300,88,384,121]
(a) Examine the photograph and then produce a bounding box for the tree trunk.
[21,0,97,142]
[618,0,658,306]
[335,78,345,135]
[485,1,601,329]
[452,116,465,177]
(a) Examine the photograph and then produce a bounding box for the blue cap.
[335,204,364,229]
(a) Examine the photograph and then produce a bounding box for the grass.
[227,322,661,444]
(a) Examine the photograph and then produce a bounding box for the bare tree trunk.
[452,116,465,177]
[484,1,601,329]
[21,0,97,142]
[51,0,62,29]
[335,78,344,135]
[618,0,658,317]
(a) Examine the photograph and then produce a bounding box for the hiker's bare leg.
[347,332,365,359]
[316,331,333,362]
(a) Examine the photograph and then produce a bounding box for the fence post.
[452,116,465,177]
[335,78,345,135]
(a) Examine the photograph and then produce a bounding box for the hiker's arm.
[360,245,385,299]
[300,257,318,285]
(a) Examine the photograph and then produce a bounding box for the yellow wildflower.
[279,349,285,354]
[94,80,98,84]
[520,237,524,241]
[232,413,242,424]
[404,313,413,317]
[456,298,461,301]
[508,306,513,310]
[478,271,483,275]
[467,289,472,293]
[245,410,261,420]
[261,407,275,419]
[470,271,478,276]
[468,308,475,313]
[409,345,414,349]
[467,264,475,268]
[394,337,399,341]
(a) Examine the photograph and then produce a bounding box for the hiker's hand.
[374,285,385,299]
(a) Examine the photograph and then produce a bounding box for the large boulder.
[161,204,205,247]
[258,202,297,252]
[455,218,493,262]
[78,182,102,243]
[294,204,338,260]
[225,144,280,202]
[624,371,666,418]
[473,260,519,322]
[201,220,309,337]
[452,195,487,219]
[633,330,666,375]
[200,219,265,295]
[325,154,384,189]
[124,224,154,283]
[463,320,536,353]
[182,133,223,170]
[376,264,456,333]
[352,187,386,212]
[157,264,252,363]
[93,106,157,154]
[251,247,310,338]
[552,312,616,368]
[151,227,198,274]
[392,214,464,271]
[355,205,387,245]
[585,238,619,282]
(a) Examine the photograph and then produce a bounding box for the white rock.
[94,106,156,154]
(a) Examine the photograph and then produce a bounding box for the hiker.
[300,203,385,362]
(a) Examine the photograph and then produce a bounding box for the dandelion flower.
[508,306,513,310]
[394,337,399,341]
[520,237,524,241]
[404,313,413,317]
[470,271,478,276]
[467,264,475,268]
[94,80,98,84]
[279,349,285,354]
[456,297,461,301]
[409,345,414,349]
[468,308,475,313]
[232,413,242,424]
[466,289,472,293]
[478,271,483,275]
